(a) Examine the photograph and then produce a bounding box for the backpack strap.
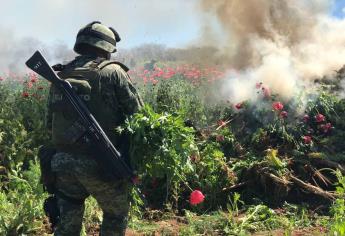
[55,58,130,79]
[57,67,96,80]
[97,60,130,72]
[57,59,101,79]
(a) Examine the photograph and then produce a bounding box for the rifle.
[26,51,134,180]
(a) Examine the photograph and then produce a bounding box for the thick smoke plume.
[201,0,345,103]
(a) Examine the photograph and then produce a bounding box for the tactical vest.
[50,58,129,152]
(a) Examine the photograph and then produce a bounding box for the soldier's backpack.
[49,58,130,152]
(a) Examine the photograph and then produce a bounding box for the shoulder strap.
[55,58,130,79]
[97,60,130,72]
[57,58,102,79]
[58,67,95,80]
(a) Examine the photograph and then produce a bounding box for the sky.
[1,0,345,50]
[332,0,345,18]
[2,0,203,49]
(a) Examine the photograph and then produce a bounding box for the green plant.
[0,160,47,235]
[122,105,198,208]
[330,170,345,235]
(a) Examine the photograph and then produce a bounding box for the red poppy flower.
[272,102,284,111]
[315,114,325,123]
[303,136,312,144]
[22,92,30,98]
[189,190,205,205]
[303,115,310,123]
[29,73,38,83]
[235,102,243,110]
[320,123,332,133]
[280,111,288,119]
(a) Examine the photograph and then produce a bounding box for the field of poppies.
[1,62,345,235]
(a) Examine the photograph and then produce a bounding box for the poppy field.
[1,62,345,235]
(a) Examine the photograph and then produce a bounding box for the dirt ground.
[87,223,327,236]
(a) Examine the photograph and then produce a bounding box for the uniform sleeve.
[112,69,144,116]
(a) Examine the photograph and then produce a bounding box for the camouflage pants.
[51,152,130,236]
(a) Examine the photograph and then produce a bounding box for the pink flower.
[26,82,33,89]
[235,102,243,110]
[143,77,148,84]
[262,86,271,98]
[189,190,205,205]
[303,136,312,144]
[303,115,310,123]
[320,123,332,133]
[272,102,284,111]
[29,73,38,83]
[216,135,225,142]
[256,82,262,89]
[315,114,325,123]
[0,77,3,81]
[280,111,288,119]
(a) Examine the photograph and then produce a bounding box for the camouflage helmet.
[74,21,121,54]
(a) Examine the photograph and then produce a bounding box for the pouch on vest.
[51,78,92,147]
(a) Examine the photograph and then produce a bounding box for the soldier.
[45,21,143,236]
[144,59,157,71]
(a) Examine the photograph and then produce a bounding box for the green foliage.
[122,105,198,208]
[0,78,49,171]
[125,104,197,181]
[178,195,326,235]
[2,64,345,235]
[330,170,345,235]
[0,161,47,235]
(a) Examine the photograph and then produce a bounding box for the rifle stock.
[26,51,62,84]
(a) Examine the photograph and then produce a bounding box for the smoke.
[0,0,202,75]
[200,0,345,103]
[0,26,74,76]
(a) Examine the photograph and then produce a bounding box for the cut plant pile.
[125,65,345,212]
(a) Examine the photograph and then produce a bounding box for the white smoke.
[0,0,201,74]
[0,26,74,76]
[201,0,345,104]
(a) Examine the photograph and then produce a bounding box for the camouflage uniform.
[46,53,143,236]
